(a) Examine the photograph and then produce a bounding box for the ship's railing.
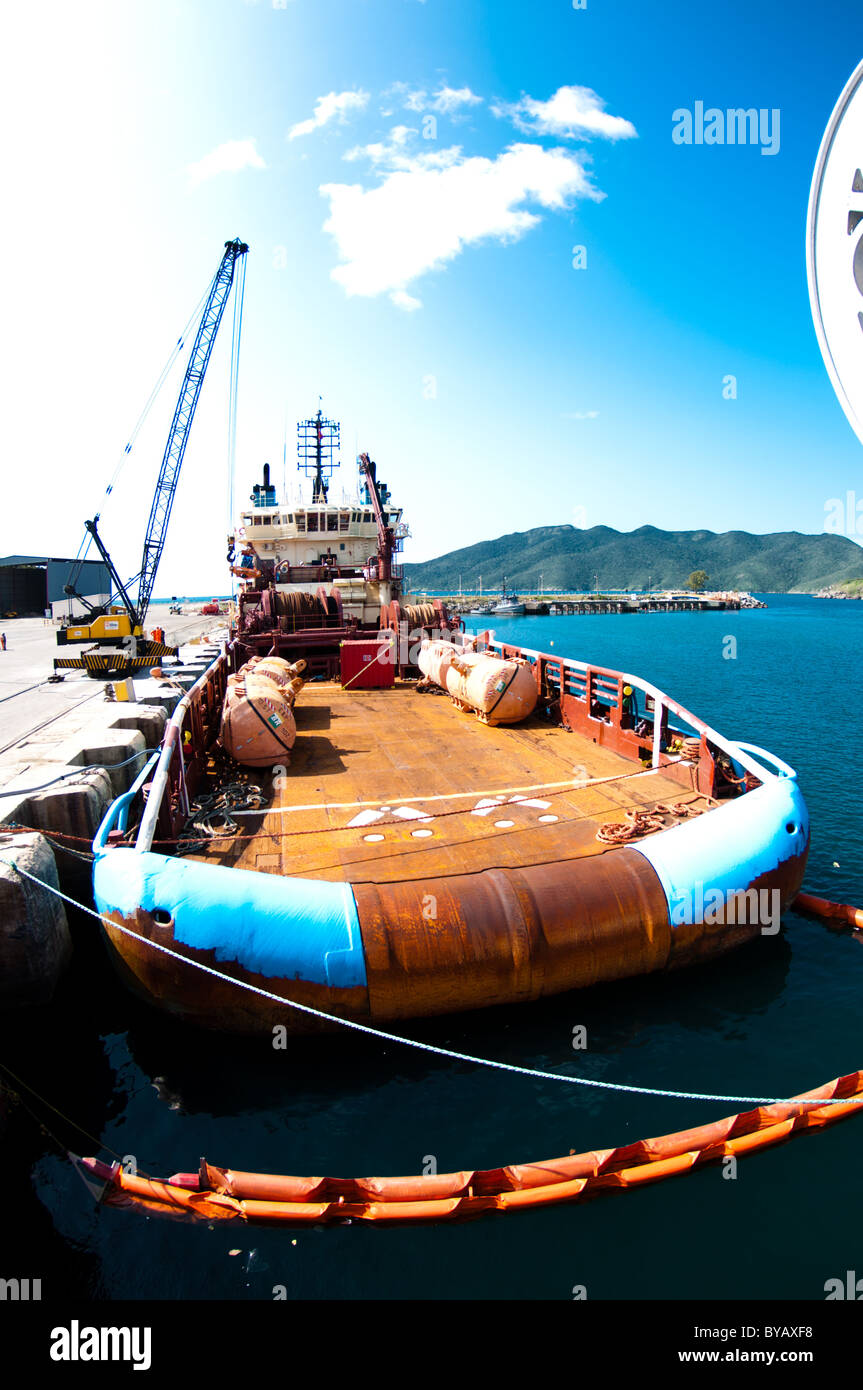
[133,647,231,853]
[107,631,793,860]
[473,635,794,787]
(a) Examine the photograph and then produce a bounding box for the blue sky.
[4,0,863,597]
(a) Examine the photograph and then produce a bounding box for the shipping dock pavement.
[0,612,225,1007]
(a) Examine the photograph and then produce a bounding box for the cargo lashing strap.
[483,662,521,720]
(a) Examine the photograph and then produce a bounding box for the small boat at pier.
[491,578,525,617]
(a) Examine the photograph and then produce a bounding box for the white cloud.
[344,125,417,165]
[493,85,637,142]
[186,138,266,187]
[430,86,482,114]
[321,141,601,310]
[288,89,369,141]
[384,82,483,116]
[344,127,465,172]
[391,289,422,311]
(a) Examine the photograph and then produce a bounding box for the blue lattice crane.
[56,237,248,674]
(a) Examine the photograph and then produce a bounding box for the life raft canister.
[418,640,537,725]
[220,665,299,767]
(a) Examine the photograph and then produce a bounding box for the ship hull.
[93,776,809,1035]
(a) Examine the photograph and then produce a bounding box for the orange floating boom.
[793,892,863,930]
[78,1069,863,1227]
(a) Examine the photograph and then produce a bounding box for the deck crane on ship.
[55,237,248,676]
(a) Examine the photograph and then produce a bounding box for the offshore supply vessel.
[90,407,809,1035]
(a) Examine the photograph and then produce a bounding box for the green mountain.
[403,525,863,594]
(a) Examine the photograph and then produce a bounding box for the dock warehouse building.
[0,556,111,618]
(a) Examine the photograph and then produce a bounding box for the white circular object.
[363,833,385,843]
[807,59,863,445]
[494,819,515,829]
[411,828,433,838]
[538,814,559,823]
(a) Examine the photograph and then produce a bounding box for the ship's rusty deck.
[191,681,712,883]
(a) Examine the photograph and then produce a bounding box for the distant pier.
[435,591,764,616]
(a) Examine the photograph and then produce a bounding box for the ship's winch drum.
[401,603,438,630]
[272,590,329,631]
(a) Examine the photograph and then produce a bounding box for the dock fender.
[93,850,366,989]
[630,777,809,931]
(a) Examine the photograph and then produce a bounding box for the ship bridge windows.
[296,513,306,532]
[307,513,319,532]
[327,513,338,532]
[339,512,349,532]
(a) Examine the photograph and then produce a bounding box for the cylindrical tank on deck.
[418,641,538,725]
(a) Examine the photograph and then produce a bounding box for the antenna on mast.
[282,407,288,503]
[297,405,340,503]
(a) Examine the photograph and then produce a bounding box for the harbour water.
[3,594,861,1300]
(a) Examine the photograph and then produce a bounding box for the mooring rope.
[2,858,861,1108]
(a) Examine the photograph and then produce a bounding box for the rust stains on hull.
[101,910,370,1036]
[356,848,671,1020]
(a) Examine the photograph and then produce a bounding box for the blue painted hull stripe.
[631,778,809,926]
[93,850,367,989]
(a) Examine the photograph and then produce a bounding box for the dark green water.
[3,595,862,1300]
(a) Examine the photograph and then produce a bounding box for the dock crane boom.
[56,238,248,674]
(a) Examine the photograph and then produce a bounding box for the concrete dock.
[0,610,226,1005]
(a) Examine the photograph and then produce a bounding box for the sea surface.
[3,594,862,1301]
